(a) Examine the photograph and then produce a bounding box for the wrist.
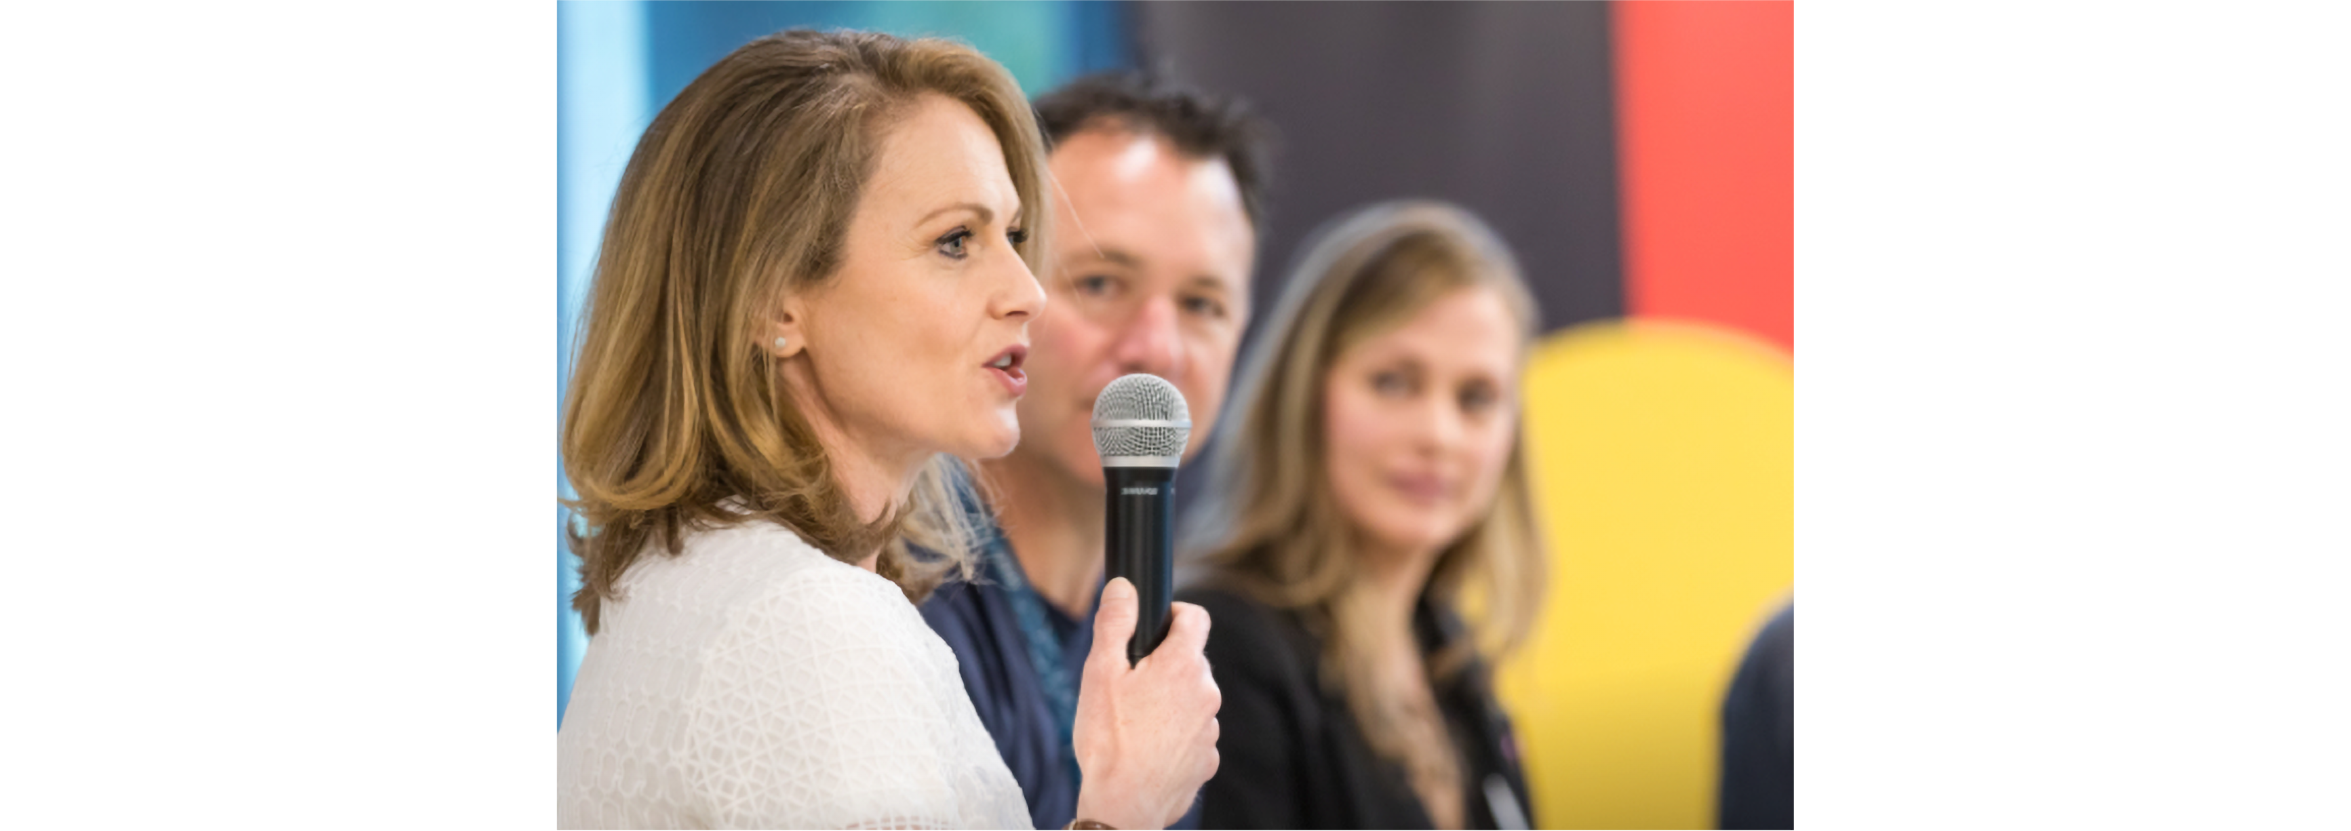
[1072,791,1143,831]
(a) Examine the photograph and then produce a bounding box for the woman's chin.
[1359,511,1468,560]
[963,423,1022,460]
[934,408,1022,461]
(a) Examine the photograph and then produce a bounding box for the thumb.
[1088,577,1139,672]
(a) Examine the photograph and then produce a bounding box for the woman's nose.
[996,253,1047,320]
[1413,392,1466,452]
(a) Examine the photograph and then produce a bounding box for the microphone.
[1091,373,1192,663]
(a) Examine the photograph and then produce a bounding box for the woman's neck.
[797,401,923,572]
[1355,535,1441,637]
[834,451,916,573]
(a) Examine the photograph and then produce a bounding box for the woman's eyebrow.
[913,201,992,227]
[911,199,1024,230]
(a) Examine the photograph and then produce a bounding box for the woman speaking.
[1180,202,1545,829]
[555,30,1221,829]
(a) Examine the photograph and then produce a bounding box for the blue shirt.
[919,515,1202,830]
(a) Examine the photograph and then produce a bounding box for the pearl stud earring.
[775,337,788,349]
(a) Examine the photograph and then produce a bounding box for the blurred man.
[920,72,1270,831]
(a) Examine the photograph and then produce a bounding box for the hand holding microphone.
[1071,578,1221,830]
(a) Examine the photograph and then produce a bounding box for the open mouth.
[985,345,1028,394]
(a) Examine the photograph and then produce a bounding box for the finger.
[1086,577,1139,672]
[1155,601,1213,659]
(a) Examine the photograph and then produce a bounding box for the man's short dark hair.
[1033,72,1273,234]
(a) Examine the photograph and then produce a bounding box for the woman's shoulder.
[1176,583,1318,678]
[602,519,913,645]
[563,523,964,827]
[645,528,1017,830]
[1177,583,1283,630]
[699,521,915,621]
[656,523,953,722]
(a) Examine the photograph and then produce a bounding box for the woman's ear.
[766,293,808,358]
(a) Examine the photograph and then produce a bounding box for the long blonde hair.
[1185,200,1546,819]
[561,30,1048,634]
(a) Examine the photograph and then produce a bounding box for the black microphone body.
[1104,465,1177,664]
[1090,372,1193,665]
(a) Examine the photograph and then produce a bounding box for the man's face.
[1016,127,1257,489]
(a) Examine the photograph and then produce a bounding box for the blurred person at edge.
[553,31,1220,830]
[1179,202,1545,830]
[1719,602,1794,830]
[917,73,1271,831]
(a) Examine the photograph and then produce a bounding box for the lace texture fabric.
[557,521,1032,829]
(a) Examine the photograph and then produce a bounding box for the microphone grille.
[1091,373,1191,463]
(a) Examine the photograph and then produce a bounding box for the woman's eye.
[935,228,973,260]
[1461,386,1500,413]
[1372,370,1411,397]
[1006,227,1028,246]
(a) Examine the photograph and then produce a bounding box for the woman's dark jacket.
[1179,585,1535,830]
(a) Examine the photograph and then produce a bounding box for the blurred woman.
[1179,202,1545,829]
[555,30,1220,829]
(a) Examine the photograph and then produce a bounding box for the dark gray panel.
[1134,0,1624,339]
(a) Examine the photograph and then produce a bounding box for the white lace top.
[556,519,1032,829]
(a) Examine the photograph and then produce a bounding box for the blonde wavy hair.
[1184,201,1546,821]
[561,30,1048,634]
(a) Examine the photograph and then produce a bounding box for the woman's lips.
[985,345,1028,397]
[987,364,1027,396]
[1385,472,1451,504]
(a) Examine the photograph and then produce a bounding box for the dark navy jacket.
[1719,603,1794,830]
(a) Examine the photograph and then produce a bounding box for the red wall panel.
[1614,1,1795,353]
